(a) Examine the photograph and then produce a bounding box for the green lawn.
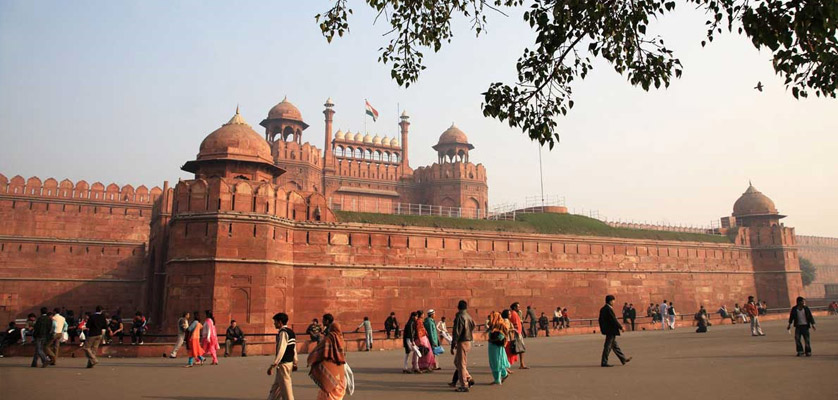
[334,211,731,243]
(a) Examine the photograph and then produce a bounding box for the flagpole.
[364,99,367,134]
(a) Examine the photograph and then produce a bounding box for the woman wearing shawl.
[201,310,220,365]
[508,303,528,368]
[184,316,204,367]
[307,313,347,400]
[416,310,438,372]
[501,310,518,366]
[487,311,511,385]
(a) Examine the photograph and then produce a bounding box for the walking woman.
[501,310,518,367]
[416,310,438,372]
[201,310,220,365]
[509,303,528,369]
[487,311,511,385]
[185,315,204,367]
[402,312,420,373]
[307,313,347,400]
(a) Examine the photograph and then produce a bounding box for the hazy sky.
[1,1,835,236]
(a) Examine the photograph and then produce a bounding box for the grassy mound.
[334,211,730,243]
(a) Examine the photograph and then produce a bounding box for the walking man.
[451,299,475,392]
[659,300,669,331]
[46,308,67,365]
[524,305,538,337]
[745,296,764,336]
[225,320,247,357]
[167,312,190,358]
[267,312,297,400]
[598,295,631,367]
[83,306,108,368]
[787,297,816,356]
[30,307,52,368]
[355,316,374,351]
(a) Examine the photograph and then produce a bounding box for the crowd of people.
[0,294,828,399]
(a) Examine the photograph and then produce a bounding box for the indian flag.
[365,99,379,122]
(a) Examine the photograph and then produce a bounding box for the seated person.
[538,313,550,337]
[106,315,124,344]
[0,322,22,356]
[224,320,247,357]
[717,305,735,324]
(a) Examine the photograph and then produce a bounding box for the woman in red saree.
[307,314,347,400]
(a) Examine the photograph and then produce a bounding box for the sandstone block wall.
[287,223,762,330]
[0,174,159,322]
[798,235,838,300]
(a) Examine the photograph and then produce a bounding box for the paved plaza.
[1,318,836,399]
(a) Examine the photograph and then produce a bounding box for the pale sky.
[1,1,835,237]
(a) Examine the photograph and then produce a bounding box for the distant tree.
[799,257,816,287]
[316,1,838,147]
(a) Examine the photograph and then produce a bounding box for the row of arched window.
[334,146,400,163]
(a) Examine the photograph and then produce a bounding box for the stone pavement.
[1,317,836,400]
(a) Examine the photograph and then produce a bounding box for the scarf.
[308,322,346,366]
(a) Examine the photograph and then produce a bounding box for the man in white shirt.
[436,316,453,344]
[46,308,67,365]
[659,301,669,331]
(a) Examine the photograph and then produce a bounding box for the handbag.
[512,331,526,354]
[61,332,69,343]
[345,362,355,396]
[432,345,445,355]
[488,331,505,346]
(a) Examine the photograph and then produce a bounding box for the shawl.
[416,318,428,338]
[308,322,346,366]
[201,318,219,349]
[489,312,509,336]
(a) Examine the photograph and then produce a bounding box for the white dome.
[390,137,399,147]
[354,132,363,141]
[335,129,345,140]
[373,134,382,145]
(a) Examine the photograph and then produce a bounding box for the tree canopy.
[799,257,816,287]
[316,0,838,147]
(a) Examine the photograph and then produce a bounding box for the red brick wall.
[0,174,160,322]
[287,224,763,330]
[798,235,838,299]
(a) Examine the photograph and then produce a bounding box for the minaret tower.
[399,110,410,177]
[322,97,336,195]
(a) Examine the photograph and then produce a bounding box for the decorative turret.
[433,123,474,164]
[261,96,309,144]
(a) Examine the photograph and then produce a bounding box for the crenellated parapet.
[413,162,487,183]
[0,173,162,204]
[272,140,322,167]
[171,177,334,222]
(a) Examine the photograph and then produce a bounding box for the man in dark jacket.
[451,300,475,392]
[384,312,400,339]
[598,295,632,367]
[31,307,52,367]
[787,296,816,356]
[627,304,637,331]
[224,320,247,357]
[83,306,108,368]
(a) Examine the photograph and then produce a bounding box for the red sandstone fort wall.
[286,222,763,330]
[0,174,159,322]
[798,235,838,299]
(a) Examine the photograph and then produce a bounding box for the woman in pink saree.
[201,310,220,365]
[416,310,438,372]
